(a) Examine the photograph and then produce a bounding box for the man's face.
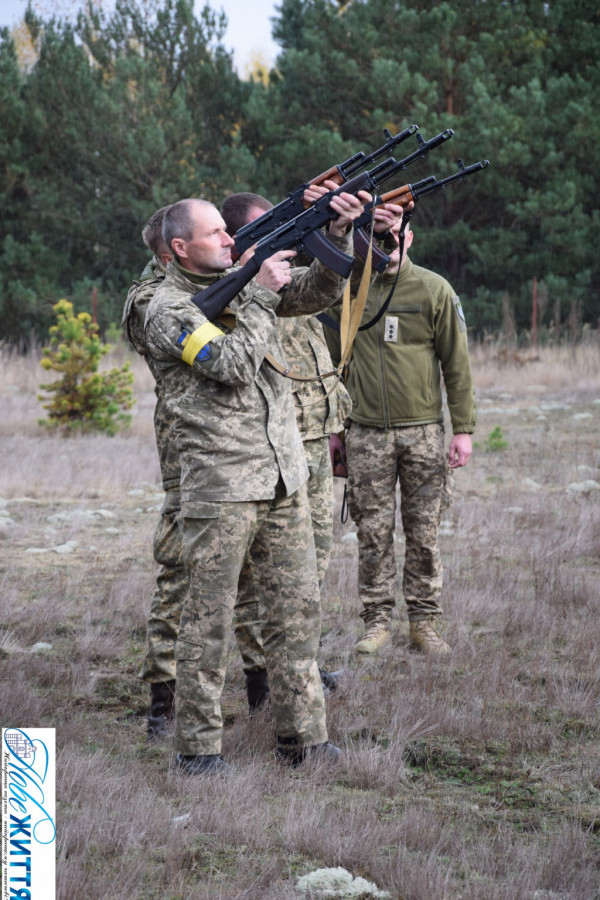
[174,203,234,274]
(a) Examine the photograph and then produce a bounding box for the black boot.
[174,753,231,776]
[319,668,344,693]
[147,680,175,739]
[246,669,270,713]
[276,737,341,768]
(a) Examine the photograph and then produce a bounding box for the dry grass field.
[0,338,599,899]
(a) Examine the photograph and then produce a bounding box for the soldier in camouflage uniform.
[121,207,183,735]
[278,313,351,583]
[221,193,354,694]
[123,207,273,736]
[144,193,368,774]
[325,212,476,656]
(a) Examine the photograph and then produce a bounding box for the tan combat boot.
[354,621,392,655]
[409,618,450,655]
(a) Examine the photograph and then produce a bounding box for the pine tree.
[38,299,134,436]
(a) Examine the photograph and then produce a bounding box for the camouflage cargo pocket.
[174,638,204,662]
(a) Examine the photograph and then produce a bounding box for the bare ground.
[0,341,599,899]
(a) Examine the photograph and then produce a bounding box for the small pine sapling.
[484,425,509,452]
[38,299,134,436]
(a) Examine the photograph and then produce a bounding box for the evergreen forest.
[1,0,598,346]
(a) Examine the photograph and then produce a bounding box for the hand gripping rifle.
[191,128,455,322]
[353,157,491,264]
[316,157,491,335]
[232,124,420,259]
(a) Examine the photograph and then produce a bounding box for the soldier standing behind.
[122,207,182,736]
[325,212,476,656]
[221,192,352,692]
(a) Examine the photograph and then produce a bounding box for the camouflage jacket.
[144,231,354,505]
[121,256,181,491]
[121,255,165,355]
[278,315,351,441]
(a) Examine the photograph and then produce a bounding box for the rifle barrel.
[411,159,490,200]
[194,130,464,321]
[352,158,490,258]
[233,125,421,255]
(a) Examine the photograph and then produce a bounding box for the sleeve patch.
[452,296,467,332]
[178,322,224,365]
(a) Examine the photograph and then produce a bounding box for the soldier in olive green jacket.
[325,214,476,656]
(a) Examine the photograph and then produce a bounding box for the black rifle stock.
[353,157,491,262]
[232,124,419,258]
[191,129,455,323]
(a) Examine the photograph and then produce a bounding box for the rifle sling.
[216,311,344,401]
[356,225,405,331]
[357,262,400,332]
[318,227,406,335]
[338,227,374,363]
[268,228,374,384]
[265,229,375,406]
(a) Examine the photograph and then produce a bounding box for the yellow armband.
[177,322,224,365]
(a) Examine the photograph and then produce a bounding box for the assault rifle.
[354,157,491,265]
[232,124,419,259]
[315,157,491,335]
[191,128,455,322]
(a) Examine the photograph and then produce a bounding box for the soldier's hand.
[373,199,414,233]
[448,433,472,469]
[328,188,371,235]
[255,249,296,293]
[303,182,329,206]
[303,179,371,236]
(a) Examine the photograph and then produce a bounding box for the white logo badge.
[384,316,398,343]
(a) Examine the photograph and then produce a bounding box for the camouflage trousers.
[138,491,265,684]
[138,490,187,683]
[176,480,328,756]
[305,436,335,589]
[233,435,334,670]
[231,554,265,674]
[345,422,453,624]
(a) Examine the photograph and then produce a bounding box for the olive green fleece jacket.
[325,257,476,434]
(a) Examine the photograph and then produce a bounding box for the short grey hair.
[162,199,215,255]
